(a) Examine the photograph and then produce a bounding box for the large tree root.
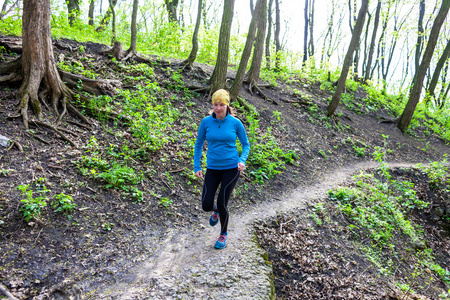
[60,70,121,96]
[30,120,77,147]
[247,80,278,105]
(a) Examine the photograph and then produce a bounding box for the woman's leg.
[201,169,222,212]
[216,168,240,234]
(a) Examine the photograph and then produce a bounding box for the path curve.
[91,161,425,299]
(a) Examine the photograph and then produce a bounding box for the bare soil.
[0,37,449,299]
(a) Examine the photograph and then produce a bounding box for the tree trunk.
[327,0,368,117]
[127,0,139,54]
[165,0,179,23]
[1,0,20,20]
[20,0,73,129]
[109,0,116,44]
[96,0,117,32]
[183,0,203,67]
[398,0,450,132]
[209,0,235,92]
[303,0,309,64]
[88,0,95,26]
[274,0,281,71]
[308,0,315,58]
[229,0,262,100]
[363,0,381,82]
[246,0,267,84]
[427,38,450,99]
[265,0,273,69]
[67,0,80,26]
[415,0,425,73]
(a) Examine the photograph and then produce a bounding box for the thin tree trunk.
[209,0,235,92]
[165,0,179,23]
[398,0,450,132]
[327,0,368,117]
[364,0,381,82]
[96,0,117,32]
[274,0,281,71]
[265,0,273,69]
[303,0,309,64]
[67,0,80,26]
[229,0,262,100]
[308,0,315,58]
[184,0,203,66]
[88,0,95,26]
[127,0,139,54]
[415,0,425,73]
[246,0,267,84]
[427,38,450,99]
[109,0,116,44]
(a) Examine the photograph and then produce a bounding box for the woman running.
[194,89,250,249]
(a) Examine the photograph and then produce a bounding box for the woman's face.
[213,102,227,119]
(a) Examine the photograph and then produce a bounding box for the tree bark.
[303,0,309,64]
[127,0,139,55]
[20,0,73,129]
[398,0,450,132]
[327,0,368,117]
[88,0,95,26]
[427,38,450,100]
[415,0,425,73]
[246,0,267,84]
[363,0,381,82]
[96,0,117,32]
[209,0,235,92]
[274,0,281,71]
[67,0,80,26]
[183,0,203,67]
[229,0,261,100]
[265,0,273,69]
[308,0,315,58]
[109,0,116,44]
[165,0,179,23]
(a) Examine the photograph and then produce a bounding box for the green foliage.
[416,156,449,189]
[159,197,173,209]
[16,182,48,222]
[51,193,77,217]
[234,99,297,184]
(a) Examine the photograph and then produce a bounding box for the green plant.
[17,184,48,222]
[159,197,173,209]
[51,193,77,217]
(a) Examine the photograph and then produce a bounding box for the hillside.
[0,38,449,299]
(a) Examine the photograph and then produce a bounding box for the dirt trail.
[89,161,424,299]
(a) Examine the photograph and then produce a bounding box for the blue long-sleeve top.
[194,113,250,172]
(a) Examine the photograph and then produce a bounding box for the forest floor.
[0,37,449,299]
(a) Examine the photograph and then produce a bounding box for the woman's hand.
[237,162,246,171]
[195,170,203,179]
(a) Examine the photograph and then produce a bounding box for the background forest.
[0,0,450,299]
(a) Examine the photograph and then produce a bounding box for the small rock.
[435,207,445,217]
[0,134,11,147]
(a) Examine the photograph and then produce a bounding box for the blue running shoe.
[209,212,219,227]
[214,232,228,249]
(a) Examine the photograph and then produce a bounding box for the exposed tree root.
[0,283,18,300]
[248,80,278,105]
[6,140,23,152]
[67,120,91,130]
[280,98,312,106]
[26,132,51,145]
[378,117,398,124]
[59,70,121,96]
[30,120,77,147]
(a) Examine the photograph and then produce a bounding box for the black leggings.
[201,168,240,235]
